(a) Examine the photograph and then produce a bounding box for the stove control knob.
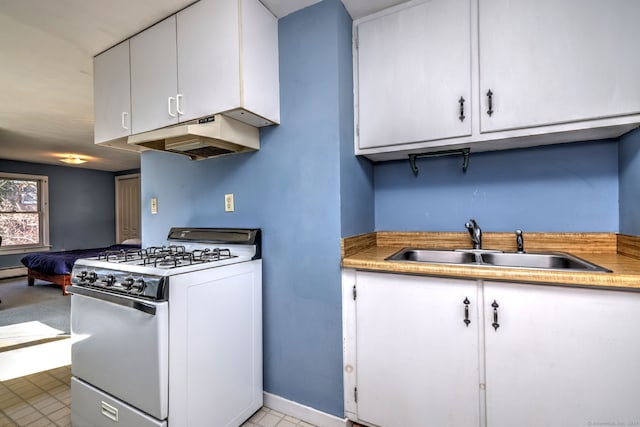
[104,274,116,286]
[132,279,146,293]
[121,277,134,290]
[87,272,98,283]
[75,270,88,281]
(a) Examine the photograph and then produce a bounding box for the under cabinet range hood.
[127,115,260,160]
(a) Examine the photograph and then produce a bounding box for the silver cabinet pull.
[167,97,176,117]
[101,401,118,422]
[121,112,129,130]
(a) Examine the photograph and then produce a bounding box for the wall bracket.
[409,148,471,176]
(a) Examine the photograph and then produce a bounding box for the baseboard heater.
[0,267,27,279]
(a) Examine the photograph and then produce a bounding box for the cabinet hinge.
[354,29,359,49]
[352,285,357,300]
[354,387,358,403]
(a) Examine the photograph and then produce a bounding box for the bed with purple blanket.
[20,244,140,295]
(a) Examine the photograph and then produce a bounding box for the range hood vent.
[127,115,260,160]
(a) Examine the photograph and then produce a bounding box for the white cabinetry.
[484,281,640,427]
[355,0,471,149]
[479,0,640,133]
[95,0,279,145]
[343,270,640,427]
[354,0,640,160]
[93,41,132,144]
[343,270,480,427]
[130,17,179,134]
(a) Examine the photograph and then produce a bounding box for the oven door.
[70,286,169,420]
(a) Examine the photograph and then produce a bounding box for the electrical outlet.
[151,197,158,214]
[224,193,234,212]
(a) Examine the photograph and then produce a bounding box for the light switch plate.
[225,194,234,212]
[151,197,158,214]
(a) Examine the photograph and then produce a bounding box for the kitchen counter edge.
[341,232,640,290]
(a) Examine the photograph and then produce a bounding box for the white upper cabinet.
[177,0,279,127]
[479,0,640,133]
[130,17,179,135]
[354,0,640,160]
[176,0,240,124]
[355,0,471,149]
[93,41,132,144]
[95,0,279,143]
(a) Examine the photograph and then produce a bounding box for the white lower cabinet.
[343,270,640,427]
[484,281,640,427]
[343,270,481,427]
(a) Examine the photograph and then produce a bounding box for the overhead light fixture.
[59,155,88,164]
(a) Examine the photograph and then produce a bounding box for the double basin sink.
[386,248,611,273]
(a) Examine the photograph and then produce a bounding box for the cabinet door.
[130,16,179,134]
[484,282,640,427]
[479,0,640,133]
[93,41,131,143]
[355,0,471,150]
[176,0,241,123]
[355,272,480,427]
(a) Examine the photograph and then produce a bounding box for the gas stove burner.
[132,247,236,269]
[146,245,187,256]
[99,248,145,262]
[145,253,192,268]
[192,248,233,262]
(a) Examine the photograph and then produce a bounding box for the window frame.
[0,172,50,255]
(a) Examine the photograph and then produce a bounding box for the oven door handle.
[67,285,157,316]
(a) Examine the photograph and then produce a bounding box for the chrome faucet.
[465,219,482,250]
[515,229,525,253]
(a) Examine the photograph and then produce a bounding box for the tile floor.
[0,365,318,427]
[241,407,316,427]
[0,366,71,427]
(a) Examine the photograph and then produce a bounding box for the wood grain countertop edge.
[341,232,640,291]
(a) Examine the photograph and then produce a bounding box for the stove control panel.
[71,266,166,301]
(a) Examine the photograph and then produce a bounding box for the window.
[0,173,49,254]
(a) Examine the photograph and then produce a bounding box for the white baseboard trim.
[0,267,27,279]
[263,392,352,427]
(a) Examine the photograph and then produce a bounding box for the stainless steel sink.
[385,248,611,272]
[386,248,479,264]
[480,252,611,272]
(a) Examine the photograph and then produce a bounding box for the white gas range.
[68,228,263,427]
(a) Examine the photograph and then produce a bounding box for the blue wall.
[0,159,117,268]
[140,0,363,416]
[337,1,374,237]
[374,140,619,232]
[619,128,640,234]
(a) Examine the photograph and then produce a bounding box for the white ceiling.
[0,0,407,172]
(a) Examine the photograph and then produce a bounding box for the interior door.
[115,174,141,243]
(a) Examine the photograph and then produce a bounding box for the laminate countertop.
[341,232,640,290]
